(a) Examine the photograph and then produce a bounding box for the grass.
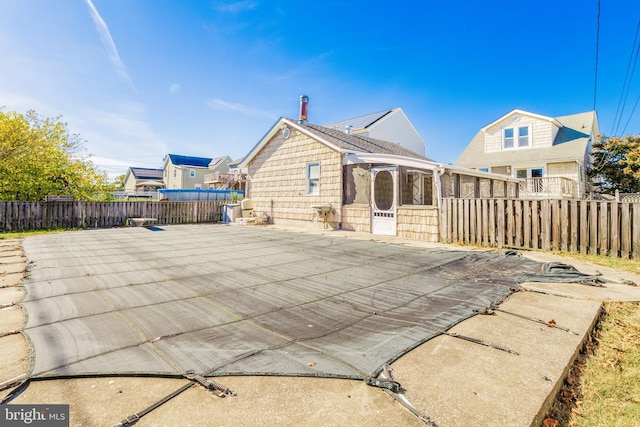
[542,251,640,426]
[568,302,640,427]
[551,251,640,275]
[0,229,70,240]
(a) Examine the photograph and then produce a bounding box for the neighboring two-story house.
[455,109,599,199]
[203,156,246,191]
[323,108,427,156]
[162,154,214,189]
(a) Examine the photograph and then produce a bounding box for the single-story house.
[240,112,519,241]
[122,167,165,194]
[455,109,599,199]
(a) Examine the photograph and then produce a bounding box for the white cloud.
[61,102,170,178]
[213,1,258,13]
[85,0,136,92]
[208,98,277,119]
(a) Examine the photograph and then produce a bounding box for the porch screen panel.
[344,165,370,205]
[423,175,434,205]
[440,174,456,198]
[493,180,506,198]
[400,170,434,206]
[479,178,491,198]
[460,175,476,198]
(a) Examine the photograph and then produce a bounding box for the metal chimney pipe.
[299,95,309,124]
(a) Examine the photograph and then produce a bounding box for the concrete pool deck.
[2,224,640,427]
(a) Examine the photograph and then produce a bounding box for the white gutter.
[343,153,521,183]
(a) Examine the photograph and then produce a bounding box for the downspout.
[435,165,447,243]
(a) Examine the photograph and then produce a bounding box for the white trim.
[343,153,521,182]
[240,118,345,167]
[514,166,545,179]
[307,162,320,195]
[481,109,562,132]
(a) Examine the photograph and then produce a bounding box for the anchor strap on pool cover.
[112,373,235,427]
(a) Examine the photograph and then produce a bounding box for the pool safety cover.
[20,225,605,381]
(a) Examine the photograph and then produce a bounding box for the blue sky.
[1,1,639,179]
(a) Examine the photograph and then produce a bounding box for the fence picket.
[523,200,531,249]
[599,202,609,256]
[621,203,630,259]
[589,201,598,255]
[580,202,588,254]
[633,204,640,260]
[611,202,619,257]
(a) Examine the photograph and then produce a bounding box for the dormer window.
[503,125,531,149]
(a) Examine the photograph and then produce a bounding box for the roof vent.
[345,125,353,135]
[299,95,309,124]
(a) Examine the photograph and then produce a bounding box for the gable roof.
[241,117,431,167]
[455,110,597,168]
[167,154,213,168]
[480,108,563,131]
[129,167,163,180]
[323,109,394,131]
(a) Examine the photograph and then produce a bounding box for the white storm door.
[371,167,397,236]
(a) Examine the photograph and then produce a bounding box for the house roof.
[129,167,163,180]
[323,109,394,131]
[209,156,230,167]
[480,108,563,131]
[302,122,431,160]
[241,117,431,167]
[167,154,212,168]
[455,110,597,168]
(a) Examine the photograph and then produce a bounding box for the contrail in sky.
[85,0,136,92]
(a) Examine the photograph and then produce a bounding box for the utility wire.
[614,39,640,136]
[620,92,640,136]
[593,0,600,112]
[610,20,640,136]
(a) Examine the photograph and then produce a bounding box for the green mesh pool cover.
[19,225,604,381]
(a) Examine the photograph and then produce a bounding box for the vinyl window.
[307,163,320,195]
[503,125,531,149]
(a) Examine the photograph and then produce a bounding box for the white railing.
[519,177,578,199]
[204,173,246,189]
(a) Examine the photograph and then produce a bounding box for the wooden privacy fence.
[0,201,226,232]
[441,198,640,260]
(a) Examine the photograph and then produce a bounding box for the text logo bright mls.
[1,405,69,426]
